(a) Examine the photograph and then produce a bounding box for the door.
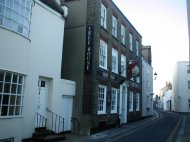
[37,79,48,117]
[62,96,73,131]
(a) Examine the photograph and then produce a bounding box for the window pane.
[18,75,23,84]
[16,96,21,105]
[11,84,17,94]
[15,106,20,115]
[13,74,18,83]
[5,72,12,82]
[2,95,9,104]
[0,72,4,81]
[0,94,2,103]
[14,2,19,13]
[10,95,15,105]
[0,0,5,4]
[4,83,11,93]
[1,106,8,116]
[17,85,22,94]
[9,106,14,115]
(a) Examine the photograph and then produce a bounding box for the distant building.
[160,82,172,111]
[171,61,190,112]
[62,0,142,135]
[0,0,75,141]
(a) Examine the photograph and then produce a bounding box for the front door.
[37,79,48,117]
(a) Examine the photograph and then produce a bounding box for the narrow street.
[105,111,180,142]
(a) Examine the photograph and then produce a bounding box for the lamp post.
[154,72,157,80]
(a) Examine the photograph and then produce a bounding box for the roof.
[39,0,64,16]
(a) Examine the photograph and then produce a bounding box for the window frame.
[121,54,126,77]
[112,15,117,38]
[0,0,32,38]
[100,3,107,29]
[0,70,25,118]
[97,84,107,114]
[121,24,125,44]
[112,48,118,74]
[129,91,133,112]
[111,87,118,113]
[129,33,133,51]
[99,39,108,70]
[136,40,139,56]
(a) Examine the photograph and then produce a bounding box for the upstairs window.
[129,33,133,51]
[136,40,139,56]
[112,48,118,74]
[100,3,107,29]
[121,24,125,44]
[0,0,32,38]
[99,39,108,70]
[112,15,117,38]
[121,54,126,77]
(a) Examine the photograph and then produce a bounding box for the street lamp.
[154,72,157,80]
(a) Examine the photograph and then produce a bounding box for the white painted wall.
[0,1,76,141]
[163,90,172,111]
[142,58,153,117]
[172,61,190,112]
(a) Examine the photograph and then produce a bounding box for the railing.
[71,117,79,135]
[0,137,14,142]
[35,112,47,128]
[46,108,64,134]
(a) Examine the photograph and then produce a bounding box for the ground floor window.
[111,88,117,113]
[129,91,133,112]
[188,99,190,108]
[135,93,140,111]
[97,84,107,114]
[0,70,25,117]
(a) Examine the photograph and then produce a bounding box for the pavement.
[175,113,190,142]
[62,111,160,142]
[62,111,190,142]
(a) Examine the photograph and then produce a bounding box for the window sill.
[0,115,24,119]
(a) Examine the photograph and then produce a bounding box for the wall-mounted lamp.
[154,72,157,80]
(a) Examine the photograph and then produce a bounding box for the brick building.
[62,0,142,135]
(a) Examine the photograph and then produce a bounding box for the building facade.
[0,0,75,141]
[171,61,190,112]
[141,46,153,117]
[62,0,142,135]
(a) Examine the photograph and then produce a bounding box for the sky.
[113,0,189,95]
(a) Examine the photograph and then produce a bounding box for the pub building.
[61,0,142,135]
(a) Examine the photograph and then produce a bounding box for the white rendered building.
[142,58,154,117]
[171,61,190,112]
[0,0,75,141]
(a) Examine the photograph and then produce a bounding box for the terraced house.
[0,0,76,141]
[62,0,142,135]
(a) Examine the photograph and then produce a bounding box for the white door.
[37,79,48,117]
[62,96,73,131]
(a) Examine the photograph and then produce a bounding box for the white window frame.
[101,3,107,29]
[121,54,126,77]
[112,48,118,74]
[98,85,107,114]
[121,24,125,44]
[99,39,108,70]
[188,81,190,91]
[0,0,32,38]
[129,91,133,112]
[0,70,25,117]
[129,33,133,51]
[135,93,140,111]
[111,88,118,113]
[136,40,139,56]
[112,15,117,38]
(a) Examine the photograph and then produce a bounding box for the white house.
[142,58,154,117]
[171,61,190,112]
[0,0,75,142]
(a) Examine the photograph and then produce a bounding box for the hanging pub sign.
[127,60,140,79]
[85,25,93,73]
